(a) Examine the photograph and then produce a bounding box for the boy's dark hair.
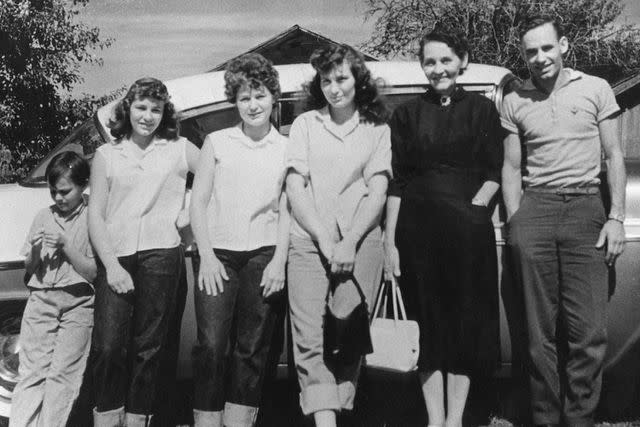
[108,77,179,141]
[519,15,563,40]
[46,151,90,188]
[224,53,281,103]
[305,44,389,125]
[418,29,470,65]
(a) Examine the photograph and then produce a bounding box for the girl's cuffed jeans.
[91,246,183,423]
[192,246,280,427]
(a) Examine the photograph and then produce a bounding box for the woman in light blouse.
[189,53,290,427]
[89,77,199,427]
[285,44,391,427]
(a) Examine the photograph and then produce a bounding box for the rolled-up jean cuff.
[300,383,342,415]
[93,406,125,427]
[223,402,258,427]
[337,381,357,410]
[193,409,222,427]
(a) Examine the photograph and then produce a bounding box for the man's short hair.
[519,15,563,40]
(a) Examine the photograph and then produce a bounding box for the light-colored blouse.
[204,124,288,251]
[286,107,392,240]
[96,136,188,257]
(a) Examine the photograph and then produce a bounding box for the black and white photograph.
[1,0,640,426]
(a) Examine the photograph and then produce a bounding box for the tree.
[0,0,112,182]
[361,0,640,80]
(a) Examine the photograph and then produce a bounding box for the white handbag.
[365,276,420,373]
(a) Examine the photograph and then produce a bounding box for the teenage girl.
[88,77,199,427]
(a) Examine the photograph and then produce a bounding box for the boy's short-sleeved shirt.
[286,107,392,240]
[22,196,94,288]
[501,68,620,188]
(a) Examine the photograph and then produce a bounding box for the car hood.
[0,183,50,266]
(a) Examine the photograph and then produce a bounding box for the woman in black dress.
[384,30,503,427]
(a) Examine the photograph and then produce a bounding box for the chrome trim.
[0,261,24,271]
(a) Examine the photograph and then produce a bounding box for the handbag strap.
[371,279,388,319]
[390,276,409,321]
[325,273,367,305]
[371,277,409,322]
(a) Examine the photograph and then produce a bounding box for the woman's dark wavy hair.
[224,53,281,103]
[108,77,179,141]
[46,151,90,188]
[305,44,389,125]
[418,30,470,74]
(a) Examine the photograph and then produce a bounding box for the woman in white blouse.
[285,45,391,427]
[189,53,290,427]
[88,77,199,427]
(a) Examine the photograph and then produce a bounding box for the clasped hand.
[30,227,69,249]
[319,234,357,276]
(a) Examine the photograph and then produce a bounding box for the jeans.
[508,190,608,426]
[192,246,279,427]
[91,247,183,418]
[10,284,94,427]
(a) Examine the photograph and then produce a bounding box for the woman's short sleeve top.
[204,124,288,251]
[286,107,392,240]
[96,136,188,256]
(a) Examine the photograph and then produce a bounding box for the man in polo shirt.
[501,15,627,427]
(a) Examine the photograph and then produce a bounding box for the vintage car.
[0,60,639,420]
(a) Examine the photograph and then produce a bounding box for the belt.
[525,186,600,195]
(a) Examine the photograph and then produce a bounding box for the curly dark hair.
[418,30,470,69]
[224,53,281,103]
[518,15,563,40]
[305,44,389,125]
[108,77,179,141]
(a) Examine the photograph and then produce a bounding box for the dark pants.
[92,247,183,415]
[192,246,279,415]
[508,190,608,426]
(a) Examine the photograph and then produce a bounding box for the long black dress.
[388,87,504,375]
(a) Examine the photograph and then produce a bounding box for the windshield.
[21,115,108,186]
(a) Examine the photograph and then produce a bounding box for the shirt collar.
[228,123,280,148]
[51,194,88,224]
[111,136,168,151]
[313,106,360,139]
[521,68,583,92]
[112,136,168,159]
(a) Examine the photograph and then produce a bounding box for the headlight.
[0,316,22,396]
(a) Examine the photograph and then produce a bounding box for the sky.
[72,0,640,97]
[72,0,375,96]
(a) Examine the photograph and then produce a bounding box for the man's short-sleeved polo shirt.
[286,107,392,240]
[22,196,94,288]
[501,69,620,188]
[204,124,288,251]
[96,136,189,257]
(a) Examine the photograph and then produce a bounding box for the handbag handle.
[390,276,409,321]
[325,273,367,306]
[372,277,409,323]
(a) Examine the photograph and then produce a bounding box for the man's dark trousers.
[508,189,608,426]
